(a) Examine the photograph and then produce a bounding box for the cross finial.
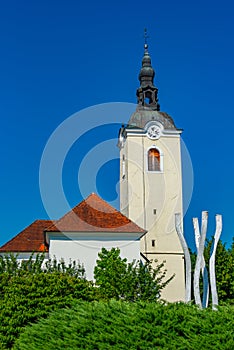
[144,28,149,51]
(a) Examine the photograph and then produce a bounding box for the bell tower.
[118,38,185,302]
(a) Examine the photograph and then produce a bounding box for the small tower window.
[152,240,155,247]
[148,148,160,171]
[144,97,151,105]
[122,155,126,179]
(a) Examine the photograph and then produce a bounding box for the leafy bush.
[189,238,234,304]
[0,272,96,349]
[0,250,172,348]
[204,238,234,303]
[0,253,86,278]
[13,301,234,350]
[94,247,173,301]
[0,254,96,349]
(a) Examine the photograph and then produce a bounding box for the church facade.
[0,43,185,302]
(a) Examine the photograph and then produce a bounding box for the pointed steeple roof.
[136,30,160,110]
[124,31,180,131]
[138,44,155,88]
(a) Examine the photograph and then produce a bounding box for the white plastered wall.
[120,131,185,302]
[47,232,142,281]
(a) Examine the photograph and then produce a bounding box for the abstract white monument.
[175,211,222,310]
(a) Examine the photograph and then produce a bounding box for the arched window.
[148,148,160,171]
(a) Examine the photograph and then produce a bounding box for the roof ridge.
[45,193,120,231]
[45,196,88,231]
[45,193,146,233]
[87,193,120,213]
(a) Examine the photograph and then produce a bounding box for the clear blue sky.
[0,0,234,250]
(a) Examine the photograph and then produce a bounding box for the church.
[0,42,185,302]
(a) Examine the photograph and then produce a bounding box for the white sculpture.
[175,213,192,303]
[175,211,222,309]
[209,214,222,310]
[193,216,209,309]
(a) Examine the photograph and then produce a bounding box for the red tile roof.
[0,220,53,253]
[46,193,146,234]
[0,194,146,253]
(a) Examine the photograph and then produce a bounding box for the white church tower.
[118,41,185,301]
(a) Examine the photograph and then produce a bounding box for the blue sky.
[0,0,234,250]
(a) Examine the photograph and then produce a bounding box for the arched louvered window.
[148,148,160,171]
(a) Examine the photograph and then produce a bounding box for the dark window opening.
[152,240,155,247]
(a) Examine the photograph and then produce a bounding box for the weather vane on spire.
[144,28,149,50]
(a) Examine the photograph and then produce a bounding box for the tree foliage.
[0,253,86,278]
[190,238,234,304]
[1,241,233,349]
[94,247,173,301]
[204,238,234,303]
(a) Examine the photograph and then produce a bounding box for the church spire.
[136,29,160,110]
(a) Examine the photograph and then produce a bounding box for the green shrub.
[0,253,86,278]
[204,238,234,303]
[13,301,234,350]
[0,271,96,349]
[94,247,173,301]
[0,250,173,348]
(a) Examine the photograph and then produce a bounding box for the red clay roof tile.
[0,220,53,253]
[46,193,145,234]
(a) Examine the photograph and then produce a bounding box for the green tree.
[203,238,234,303]
[93,247,128,299]
[94,247,173,301]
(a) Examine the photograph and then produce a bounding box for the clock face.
[147,125,161,140]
